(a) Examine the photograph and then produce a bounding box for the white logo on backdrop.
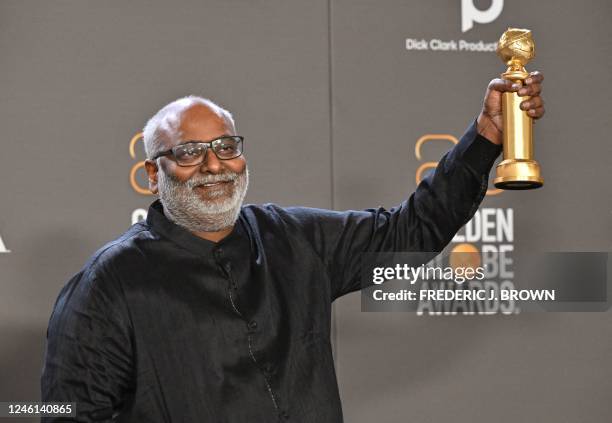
[461,0,504,32]
[405,0,504,53]
[0,234,11,253]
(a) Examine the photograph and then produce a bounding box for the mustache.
[165,170,242,189]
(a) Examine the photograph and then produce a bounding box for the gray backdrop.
[1,1,610,422]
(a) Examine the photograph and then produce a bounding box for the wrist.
[476,113,503,145]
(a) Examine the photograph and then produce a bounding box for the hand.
[476,71,545,145]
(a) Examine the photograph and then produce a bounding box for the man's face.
[145,104,249,232]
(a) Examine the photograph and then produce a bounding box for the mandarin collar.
[145,199,245,255]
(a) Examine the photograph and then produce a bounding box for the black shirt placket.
[213,245,288,421]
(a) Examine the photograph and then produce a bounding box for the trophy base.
[494,159,543,190]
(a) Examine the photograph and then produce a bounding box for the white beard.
[157,166,249,232]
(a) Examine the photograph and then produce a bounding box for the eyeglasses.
[151,136,244,167]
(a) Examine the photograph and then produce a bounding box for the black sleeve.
[41,263,134,422]
[287,120,502,300]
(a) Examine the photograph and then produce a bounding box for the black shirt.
[41,121,501,422]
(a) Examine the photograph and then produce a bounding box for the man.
[42,74,545,422]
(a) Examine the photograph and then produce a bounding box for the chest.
[123,239,332,366]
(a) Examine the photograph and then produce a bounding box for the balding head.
[142,96,236,159]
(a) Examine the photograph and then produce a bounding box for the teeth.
[200,181,229,187]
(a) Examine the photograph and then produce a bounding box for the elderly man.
[42,73,545,422]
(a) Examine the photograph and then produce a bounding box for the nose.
[199,148,222,174]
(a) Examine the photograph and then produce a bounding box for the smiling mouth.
[195,180,233,191]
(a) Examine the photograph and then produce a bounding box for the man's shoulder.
[79,222,156,283]
[240,203,344,224]
[50,223,154,321]
[239,203,379,236]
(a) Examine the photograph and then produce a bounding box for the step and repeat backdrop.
[1,1,610,422]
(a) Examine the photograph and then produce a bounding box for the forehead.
[165,104,233,148]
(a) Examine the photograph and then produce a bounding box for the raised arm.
[323,119,500,299]
[308,73,545,299]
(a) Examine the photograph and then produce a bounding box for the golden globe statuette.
[493,28,543,189]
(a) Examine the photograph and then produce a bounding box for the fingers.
[520,95,545,119]
[526,71,544,84]
[520,96,543,110]
[488,78,518,93]
[489,71,544,94]
[518,83,541,96]
[528,107,545,119]
[486,72,545,120]
[519,71,544,96]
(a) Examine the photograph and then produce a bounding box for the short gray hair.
[142,95,236,159]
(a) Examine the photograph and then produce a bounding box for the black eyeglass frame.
[151,135,245,166]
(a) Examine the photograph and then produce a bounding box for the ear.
[144,159,159,194]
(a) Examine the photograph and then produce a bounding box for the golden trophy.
[493,28,543,189]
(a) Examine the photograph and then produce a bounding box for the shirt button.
[214,248,223,258]
[247,320,258,330]
[263,363,274,376]
[281,410,290,419]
